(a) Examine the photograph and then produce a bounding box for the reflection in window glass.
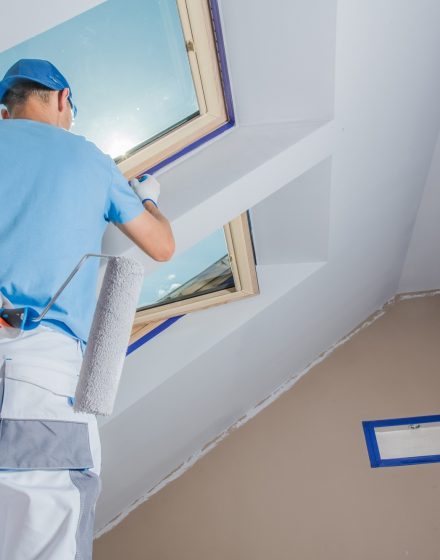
[138,228,235,310]
[0,0,199,160]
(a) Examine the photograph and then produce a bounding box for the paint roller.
[73,255,144,416]
[0,253,144,415]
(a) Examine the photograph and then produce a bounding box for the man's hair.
[3,79,52,113]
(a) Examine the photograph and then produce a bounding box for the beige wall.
[94,295,440,560]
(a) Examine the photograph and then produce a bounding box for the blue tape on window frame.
[362,414,440,468]
[127,0,235,353]
[127,315,184,356]
[139,0,235,176]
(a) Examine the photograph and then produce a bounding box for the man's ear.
[1,108,10,119]
[57,88,70,113]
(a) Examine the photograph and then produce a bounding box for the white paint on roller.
[0,0,106,52]
[74,257,144,416]
[376,423,440,460]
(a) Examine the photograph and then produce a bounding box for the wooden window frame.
[117,0,229,180]
[125,1,258,347]
[130,212,259,344]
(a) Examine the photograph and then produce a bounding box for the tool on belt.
[0,254,144,416]
[0,253,114,335]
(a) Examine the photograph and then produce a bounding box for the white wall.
[95,0,440,533]
[218,0,337,124]
[0,0,106,52]
[399,130,440,292]
[2,0,438,537]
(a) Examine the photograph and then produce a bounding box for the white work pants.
[0,325,101,560]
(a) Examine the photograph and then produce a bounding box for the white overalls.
[0,325,101,560]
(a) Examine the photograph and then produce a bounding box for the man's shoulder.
[67,130,111,162]
[1,119,111,163]
[1,120,114,185]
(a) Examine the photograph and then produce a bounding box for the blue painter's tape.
[362,414,440,468]
[132,0,235,178]
[124,1,235,354]
[127,315,184,356]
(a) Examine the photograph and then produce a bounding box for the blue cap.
[0,59,77,117]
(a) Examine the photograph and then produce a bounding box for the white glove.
[129,174,161,207]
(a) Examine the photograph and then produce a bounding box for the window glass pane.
[138,228,235,310]
[0,0,199,160]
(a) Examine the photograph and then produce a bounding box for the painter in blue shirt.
[0,115,145,347]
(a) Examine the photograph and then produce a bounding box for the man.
[0,59,175,559]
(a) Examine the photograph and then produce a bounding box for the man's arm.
[116,200,175,262]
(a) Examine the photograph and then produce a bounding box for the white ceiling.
[4,0,440,537]
[95,0,440,533]
[0,0,106,52]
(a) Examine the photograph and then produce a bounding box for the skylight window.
[131,212,259,343]
[0,0,230,176]
[138,227,234,310]
[0,1,256,346]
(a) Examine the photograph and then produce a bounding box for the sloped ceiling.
[0,0,106,51]
[4,0,440,536]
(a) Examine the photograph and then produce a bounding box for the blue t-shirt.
[0,119,145,346]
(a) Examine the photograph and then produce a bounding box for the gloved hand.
[129,174,161,207]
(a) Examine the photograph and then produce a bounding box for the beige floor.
[94,295,440,560]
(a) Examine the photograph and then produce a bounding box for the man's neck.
[12,100,58,127]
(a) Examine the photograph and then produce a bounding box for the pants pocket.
[0,373,74,420]
[0,417,94,470]
[0,360,94,471]
[0,326,82,398]
[0,367,102,475]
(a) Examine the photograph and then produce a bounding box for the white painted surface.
[218,0,337,124]
[97,261,326,428]
[94,0,440,532]
[101,120,334,264]
[0,1,106,53]
[2,0,440,536]
[398,131,440,292]
[250,158,331,264]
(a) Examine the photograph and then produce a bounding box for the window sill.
[98,260,326,428]
[102,119,335,268]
